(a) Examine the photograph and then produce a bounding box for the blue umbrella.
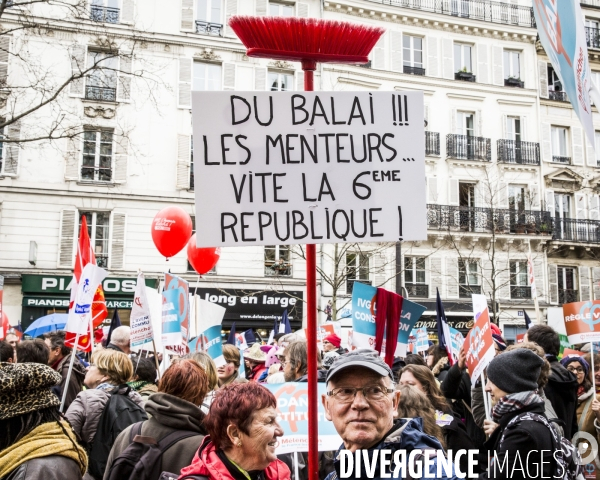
[24,313,68,338]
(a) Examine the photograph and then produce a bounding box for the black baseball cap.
[326,349,394,384]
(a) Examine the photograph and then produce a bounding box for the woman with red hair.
[178,382,290,480]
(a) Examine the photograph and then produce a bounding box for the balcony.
[426,132,440,156]
[90,5,119,23]
[195,20,223,36]
[403,65,426,76]
[366,0,535,27]
[85,85,116,102]
[504,77,524,88]
[497,140,540,165]
[455,71,476,82]
[405,283,429,298]
[359,61,372,69]
[549,91,569,102]
[347,279,371,295]
[427,204,553,234]
[510,286,531,299]
[81,166,112,183]
[553,218,600,244]
[459,284,481,298]
[552,155,571,165]
[264,261,292,277]
[559,289,578,304]
[586,27,600,49]
[446,134,491,162]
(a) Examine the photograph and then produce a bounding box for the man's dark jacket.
[543,355,578,439]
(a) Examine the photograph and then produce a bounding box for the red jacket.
[179,436,290,480]
[248,363,268,382]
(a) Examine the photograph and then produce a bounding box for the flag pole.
[592,342,596,394]
[152,339,160,378]
[60,330,81,413]
[480,372,491,421]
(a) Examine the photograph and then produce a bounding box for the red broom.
[229,16,384,480]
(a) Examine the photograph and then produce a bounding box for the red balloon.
[187,234,221,275]
[151,207,193,258]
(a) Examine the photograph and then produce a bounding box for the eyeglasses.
[567,367,585,374]
[326,385,395,403]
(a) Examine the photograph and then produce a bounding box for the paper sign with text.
[192,91,426,247]
[189,296,227,366]
[162,273,189,355]
[465,294,495,385]
[562,300,600,344]
[448,327,465,364]
[130,272,154,348]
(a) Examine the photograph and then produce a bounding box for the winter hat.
[487,349,543,394]
[264,346,281,368]
[561,354,590,377]
[243,343,266,362]
[492,334,507,351]
[0,362,61,420]
[490,323,502,337]
[323,334,341,349]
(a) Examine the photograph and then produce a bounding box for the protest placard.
[465,294,495,385]
[64,264,107,336]
[410,327,429,353]
[562,300,600,345]
[130,273,154,348]
[304,324,335,352]
[191,91,426,248]
[189,296,227,366]
[516,333,525,344]
[162,273,189,355]
[448,327,465,364]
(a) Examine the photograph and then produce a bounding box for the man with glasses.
[322,349,459,480]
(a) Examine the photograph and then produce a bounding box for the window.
[554,193,572,219]
[551,126,569,163]
[192,62,221,91]
[454,44,472,73]
[508,184,526,211]
[458,259,480,297]
[86,51,117,102]
[79,211,110,268]
[547,66,562,92]
[403,35,423,74]
[90,0,119,23]
[595,131,600,167]
[269,2,293,16]
[558,266,578,304]
[197,0,221,22]
[82,130,113,182]
[503,50,520,79]
[346,252,369,294]
[457,112,474,137]
[510,261,531,299]
[265,245,291,276]
[506,116,521,142]
[404,256,427,297]
[269,72,293,91]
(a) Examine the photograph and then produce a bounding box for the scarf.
[0,421,88,477]
[373,288,403,368]
[127,380,155,392]
[492,390,544,422]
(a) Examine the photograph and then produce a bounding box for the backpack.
[159,473,208,480]
[499,411,585,480]
[88,385,148,480]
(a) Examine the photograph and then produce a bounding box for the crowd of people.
[0,323,597,479]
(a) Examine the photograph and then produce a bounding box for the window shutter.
[589,194,600,220]
[373,253,386,287]
[223,63,235,90]
[225,0,238,37]
[492,46,503,86]
[593,267,600,300]
[430,257,442,298]
[176,134,191,189]
[296,2,309,17]
[477,44,489,84]
[501,114,508,139]
[117,55,132,102]
[529,183,540,209]
[121,0,134,23]
[65,137,80,181]
[426,36,439,77]
[296,71,304,91]
[545,190,555,216]
[541,123,552,162]
[181,0,194,30]
[178,58,192,108]
[109,212,126,270]
[450,108,457,134]
[254,67,266,91]
[548,264,558,304]
[427,177,437,203]
[69,45,87,97]
[575,192,586,219]
[572,126,584,165]
[58,209,77,268]
[533,256,545,301]
[446,257,459,299]
[3,120,20,176]
[391,31,402,73]
[476,109,483,137]
[481,259,493,296]
[442,38,453,80]
[448,178,459,205]
[424,104,429,130]
[580,266,591,302]
[586,133,597,166]
[497,182,508,208]
[113,134,128,183]
[520,115,527,141]
[497,258,510,300]
[372,33,386,70]
[255,0,267,15]
[0,36,9,86]
[538,60,548,99]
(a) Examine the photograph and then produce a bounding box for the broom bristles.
[229,16,385,64]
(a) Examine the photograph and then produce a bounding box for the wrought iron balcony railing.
[90,5,119,23]
[552,155,571,164]
[85,85,116,102]
[446,134,491,161]
[455,71,476,82]
[553,218,600,244]
[264,262,292,277]
[559,289,578,304]
[195,20,223,36]
[497,140,540,165]
[586,26,600,49]
[366,0,535,27]
[504,77,524,88]
[549,91,569,102]
[405,283,429,298]
[510,286,531,299]
[459,284,481,298]
[359,61,372,69]
[427,204,554,234]
[426,132,440,156]
[403,65,426,75]
[81,166,112,182]
[347,279,372,295]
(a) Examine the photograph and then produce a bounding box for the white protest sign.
[130,273,154,348]
[192,91,426,247]
[65,264,107,335]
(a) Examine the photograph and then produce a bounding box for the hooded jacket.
[324,418,459,480]
[103,392,207,479]
[2,455,83,480]
[179,436,291,480]
[543,356,579,439]
[51,354,86,412]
